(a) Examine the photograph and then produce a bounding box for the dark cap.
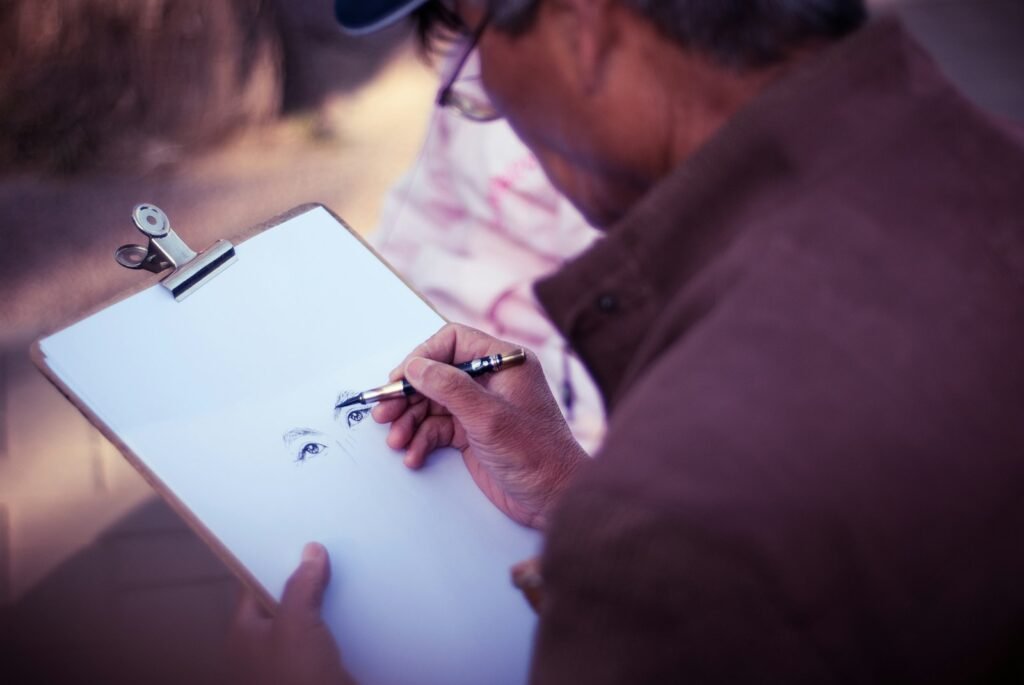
[334,0,431,35]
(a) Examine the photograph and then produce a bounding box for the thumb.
[405,356,491,418]
[279,543,330,626]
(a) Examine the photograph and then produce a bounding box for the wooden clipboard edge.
[28,202,445,617]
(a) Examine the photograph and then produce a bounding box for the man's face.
[457,1,648,227]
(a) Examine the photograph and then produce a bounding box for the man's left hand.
[228,543,354,685]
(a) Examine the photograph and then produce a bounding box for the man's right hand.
[372,323,588,529]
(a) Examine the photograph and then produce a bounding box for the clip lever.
[115,204,237,301]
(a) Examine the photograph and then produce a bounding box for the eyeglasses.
[436,12,501,122]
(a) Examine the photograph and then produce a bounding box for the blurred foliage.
[0,0,283,173]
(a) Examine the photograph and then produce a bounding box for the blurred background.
[0,0,1021,682]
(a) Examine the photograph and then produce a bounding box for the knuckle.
[413,398,431,421]
[425,419,444,446]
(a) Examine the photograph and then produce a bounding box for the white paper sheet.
[39,207,540,685]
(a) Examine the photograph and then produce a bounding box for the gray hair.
[486,0,867,68]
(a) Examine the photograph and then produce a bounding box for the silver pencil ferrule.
[361,380,409,404]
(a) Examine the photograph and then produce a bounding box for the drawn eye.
[346,408,371,428]
[296,442,327,463]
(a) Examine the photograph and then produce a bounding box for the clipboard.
[31,204,540,685]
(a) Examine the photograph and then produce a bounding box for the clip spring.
[115,204,237,301]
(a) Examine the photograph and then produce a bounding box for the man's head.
[338,0,866,227]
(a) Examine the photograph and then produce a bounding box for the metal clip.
[115,204,237,301]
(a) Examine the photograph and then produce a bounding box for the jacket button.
[596,293,618,313]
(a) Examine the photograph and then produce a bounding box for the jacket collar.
[535,18,941,409]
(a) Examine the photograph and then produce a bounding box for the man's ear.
[550,0,618,96]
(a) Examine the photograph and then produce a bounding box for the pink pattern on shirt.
[372,112,605,451]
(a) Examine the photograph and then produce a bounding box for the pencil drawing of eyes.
[334,391,372,429]
[283,427,330,464]
[281,390,370,465]
[344,407,371,427]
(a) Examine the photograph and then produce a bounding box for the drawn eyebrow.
[282,427,322,445]
[333,390,358,420]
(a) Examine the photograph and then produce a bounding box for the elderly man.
[231,1,1024,682]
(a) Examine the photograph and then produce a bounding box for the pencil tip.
[335,395,361,410]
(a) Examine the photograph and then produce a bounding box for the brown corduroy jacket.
[531,18,1024,684]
